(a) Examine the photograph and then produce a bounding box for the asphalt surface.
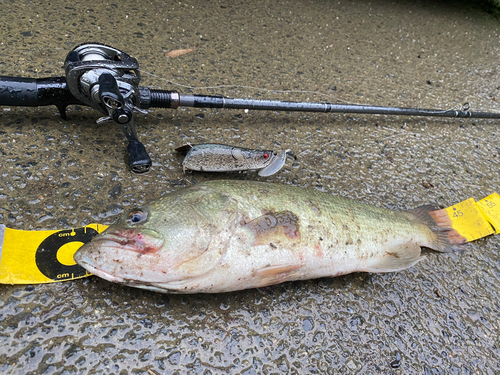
[1,0,500,373]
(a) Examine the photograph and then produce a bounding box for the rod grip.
[0,76,40,106]
[0,76,83,109]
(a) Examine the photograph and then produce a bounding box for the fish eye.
[126,209,148,225]
[263,153,270,160]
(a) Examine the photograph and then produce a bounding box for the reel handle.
[98,73,133,125]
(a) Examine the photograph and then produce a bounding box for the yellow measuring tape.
[0,223,108,284]
[0,193,499,285]
[440,193,500,240]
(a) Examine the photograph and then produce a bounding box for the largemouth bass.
[74,180,466,293]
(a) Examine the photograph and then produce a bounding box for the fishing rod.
[1,42,498,173]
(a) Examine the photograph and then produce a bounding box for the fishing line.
[138,69,365,105]
[139,69,500,116]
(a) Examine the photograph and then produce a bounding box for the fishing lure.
[175,144,289,177]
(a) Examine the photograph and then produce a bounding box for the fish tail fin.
[362,205,466,274]
[408,205,467,253]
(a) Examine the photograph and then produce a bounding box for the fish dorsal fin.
[362,241,425,273]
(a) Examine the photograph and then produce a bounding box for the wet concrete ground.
[1,0,500,373]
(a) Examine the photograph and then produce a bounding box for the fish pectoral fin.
[254,264,303,287]
[362,242,425,273]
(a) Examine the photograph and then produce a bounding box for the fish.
[175,143,289,177]
[74,180,466,294]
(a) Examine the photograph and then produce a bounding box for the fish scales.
[74,180,465,293]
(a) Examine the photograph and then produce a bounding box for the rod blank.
[166,92,500,120]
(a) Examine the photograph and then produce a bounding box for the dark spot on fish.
[245,211,300,246]
[345,233,354,245]
[385,251,400,258]
[319,237,323,241]
[343,224,349,230]
[269,243,277,249]
[357,239,361,244]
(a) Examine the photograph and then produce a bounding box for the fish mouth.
[75,244,205,292]
[74,252,127,284]
[89,234,142,252]
[90,228,165,254]
[75,237,161,285]
[74,228,165,285]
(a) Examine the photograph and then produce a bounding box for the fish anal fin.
[254,264,303,287]
[362,241,425,273]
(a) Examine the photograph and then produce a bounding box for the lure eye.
[126,209,148,225]
[263,153,270,160]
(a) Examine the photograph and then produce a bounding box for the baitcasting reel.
[0,43,180,173]
[64,44,152,173]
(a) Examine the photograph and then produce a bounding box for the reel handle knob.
[127,139,152,174]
